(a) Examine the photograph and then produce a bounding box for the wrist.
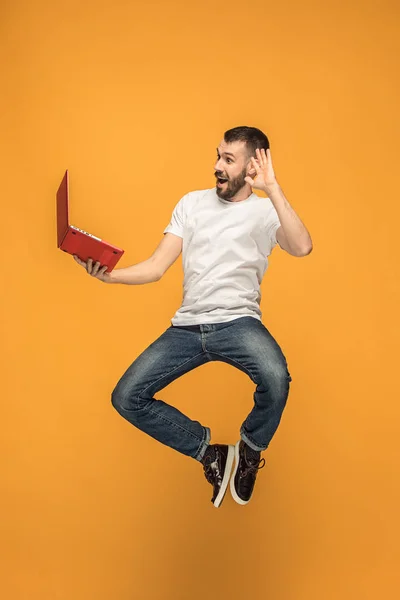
[107,270,119,283]
[263,181,280,195]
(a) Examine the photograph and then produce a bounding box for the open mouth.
[216,177,228,186]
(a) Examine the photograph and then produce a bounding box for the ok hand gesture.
[245,148,277,192]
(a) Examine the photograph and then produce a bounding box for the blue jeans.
[111,316,292,462]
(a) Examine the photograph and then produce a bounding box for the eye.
[216,154,232,163]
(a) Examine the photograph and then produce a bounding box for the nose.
[214,157,223,172]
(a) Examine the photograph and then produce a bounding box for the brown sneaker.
[230,440,266,505]
[201,444,235,508]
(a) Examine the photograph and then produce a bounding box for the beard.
[215,166,249,201]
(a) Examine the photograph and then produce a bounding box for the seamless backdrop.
[1,1,399,599]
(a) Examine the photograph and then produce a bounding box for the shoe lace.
[240,453,266,478]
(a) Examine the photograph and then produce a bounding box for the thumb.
[244,176,254,185]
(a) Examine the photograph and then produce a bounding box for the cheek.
[232,169,245,181]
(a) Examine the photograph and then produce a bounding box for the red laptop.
[57,170,124,272]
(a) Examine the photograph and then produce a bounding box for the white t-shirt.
[163,187,281,325]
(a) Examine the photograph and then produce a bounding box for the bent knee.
[111,384,148,412]
[259,362,292,390]
[111,385,133,412]
[273,358,292,384]
[111,387,125,412]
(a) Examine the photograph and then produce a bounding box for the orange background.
[1,0,399,598]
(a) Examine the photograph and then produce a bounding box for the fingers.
[73,255,107,278]
[73,255,86,268]
[88,258,103,277]
[255,148,267,167]
[251,156,260,172]
[87,257,93,275]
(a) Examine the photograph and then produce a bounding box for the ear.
[247,163,257,176]
[247,155,258,176]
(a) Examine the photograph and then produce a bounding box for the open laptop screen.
[56,170,69,247]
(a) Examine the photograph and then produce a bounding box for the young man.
[74,126,313,508]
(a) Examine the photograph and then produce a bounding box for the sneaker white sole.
[230,441,249,505]
[213,445,235,508]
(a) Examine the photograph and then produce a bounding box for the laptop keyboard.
[70,225,101,241]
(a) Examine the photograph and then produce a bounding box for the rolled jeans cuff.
[240,428,267,453]
[194,426,211,461]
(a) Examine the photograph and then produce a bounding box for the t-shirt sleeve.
[265,202,282,250]
[163,193,189,239]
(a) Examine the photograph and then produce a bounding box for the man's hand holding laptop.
[73,255,113,283]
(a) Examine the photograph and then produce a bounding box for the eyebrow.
[216,147,236,158]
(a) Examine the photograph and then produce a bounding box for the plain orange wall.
[1,0,399,598]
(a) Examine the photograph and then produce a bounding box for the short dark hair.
[223,126,270,160]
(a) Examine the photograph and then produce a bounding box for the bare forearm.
[263,182,313,254]
[109,257,160,285]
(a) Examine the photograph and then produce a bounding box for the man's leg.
[111,323,236,507]
[111,325,211,461]
[204,316,292,503]
[205,316,292,450]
